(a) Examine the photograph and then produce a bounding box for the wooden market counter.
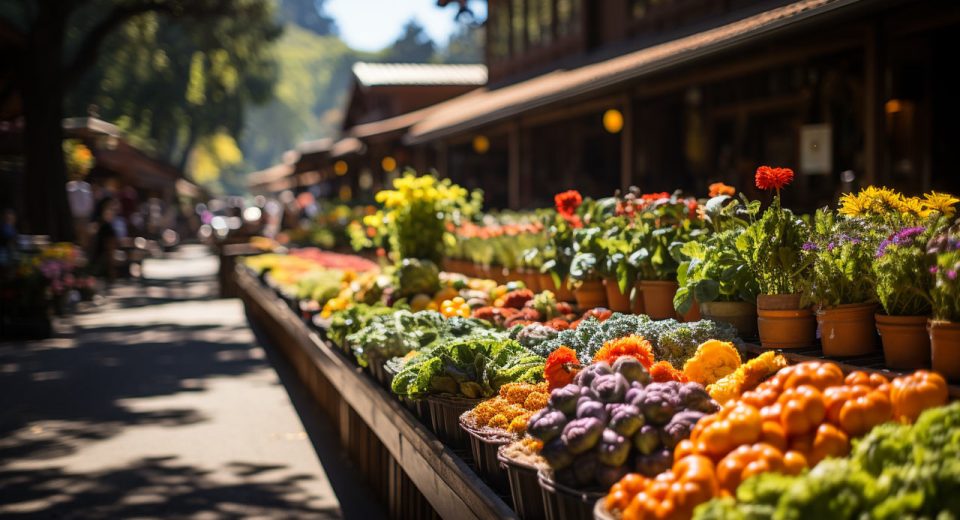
[235,266,517,520]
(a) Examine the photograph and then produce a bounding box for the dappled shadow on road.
[0,456,340,519]
[0,323,265,464]
[104,276,220,310]
[251,321,389,520]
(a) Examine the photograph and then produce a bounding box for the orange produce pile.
[602,363,949,520]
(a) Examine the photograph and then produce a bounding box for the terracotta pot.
[638,280,678,320]
[603,278,631,312]
[521,269,541,293]
[630,282,646,315]
[817,303,879,357]
[681,299,702,323]
[539,273,575,302]
[574,279,607,310]
[757,293,803,311]
[876,314,930,370]
[700,301,758,339]
[758,308,816,349]
[929,320,960,381]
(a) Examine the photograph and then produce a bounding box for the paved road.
[0,245,386,519]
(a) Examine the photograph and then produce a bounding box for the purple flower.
[827,242,836,252]
[877,226,925,257]
[930,266,939,274]
[949,270,958,281]
[802,242,818,252]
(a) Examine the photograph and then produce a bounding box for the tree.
[442,22,483,64]
[0,0,277,240]
[65,10,280,175]
[277,0,337,36]
[382,19,436,63]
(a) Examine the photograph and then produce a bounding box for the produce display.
[527,358,719,489]
[240,169,960,520]
[462,382,550,436]
[600,364,949,519]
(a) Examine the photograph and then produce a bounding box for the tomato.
[783,450,808,475]
[845,370,889,389]
[673,439,696,462]
[890,370,949,424]
[759,420,788,452]
[778,385,826,436]
[782,362,844,391]
[810,423,850,465]
[716,444,786,494]
[837,389,893,437]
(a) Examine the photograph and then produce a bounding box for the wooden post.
[864,22,882,187]
[621,97,634,191]
[436,141,448,178]
[508,122,521,209]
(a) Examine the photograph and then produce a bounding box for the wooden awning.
[407,0,859,144]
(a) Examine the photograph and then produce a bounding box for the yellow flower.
[922,191,960,217]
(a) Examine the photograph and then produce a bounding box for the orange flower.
[593,335,654,368]
[544,346,581,390]
[650,361,687,383]
[554,190,583,217]
[642,192,671,202]
[708,182,736,197]
[755,166,794,192]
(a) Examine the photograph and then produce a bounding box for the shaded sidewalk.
[0,245,386,519]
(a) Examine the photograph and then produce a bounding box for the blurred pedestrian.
[90,198,119,283]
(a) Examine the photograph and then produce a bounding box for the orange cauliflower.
[592,335,655,368]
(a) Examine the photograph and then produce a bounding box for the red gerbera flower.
[755,166,794,192]
[544,346,581,390]
[554,190,583,217]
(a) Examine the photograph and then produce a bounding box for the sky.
[325,0,487,52]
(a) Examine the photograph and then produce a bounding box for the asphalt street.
[0,245,386,519]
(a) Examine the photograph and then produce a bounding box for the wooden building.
[400,0,960,209]
[250,62,488,202]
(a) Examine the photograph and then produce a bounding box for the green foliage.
[736,196,810,295]
[675,197,760,314]
[802,209,882,308]
[874,234,935,317]
[931,249,960,322]
[390,337,544,399]
[64,2,281,192]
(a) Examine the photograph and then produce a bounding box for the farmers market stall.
[235,169,960,520]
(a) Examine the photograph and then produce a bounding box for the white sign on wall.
[800,124,832,175]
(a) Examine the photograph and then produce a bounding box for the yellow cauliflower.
[682,340,742,386]
[707,351,787,405]
[488,414,510,430]
[522,391,548,411]
[507,412,533,435]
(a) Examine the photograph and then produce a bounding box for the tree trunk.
[20,5,73,241]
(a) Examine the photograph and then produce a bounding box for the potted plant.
[541,191,584,302]
[873,224,939,369]
[567,198,618,310]
[675,193,760,338]
[803,207,883,357]
[928,214,960,380]
[624,190,704,320]
[738,166,814,349]
[599,225,635,313]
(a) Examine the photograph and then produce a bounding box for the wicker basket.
[537,470,606,520]
[459,412,513,492]
[426,394,482,449]
[498,445,547,520]
[593,499,616,520]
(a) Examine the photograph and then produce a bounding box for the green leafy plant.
[802,209,882,308]
[390,337,544,399]
[736,197,810,296]
[674,196,759,314]
[873,224,941,316]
